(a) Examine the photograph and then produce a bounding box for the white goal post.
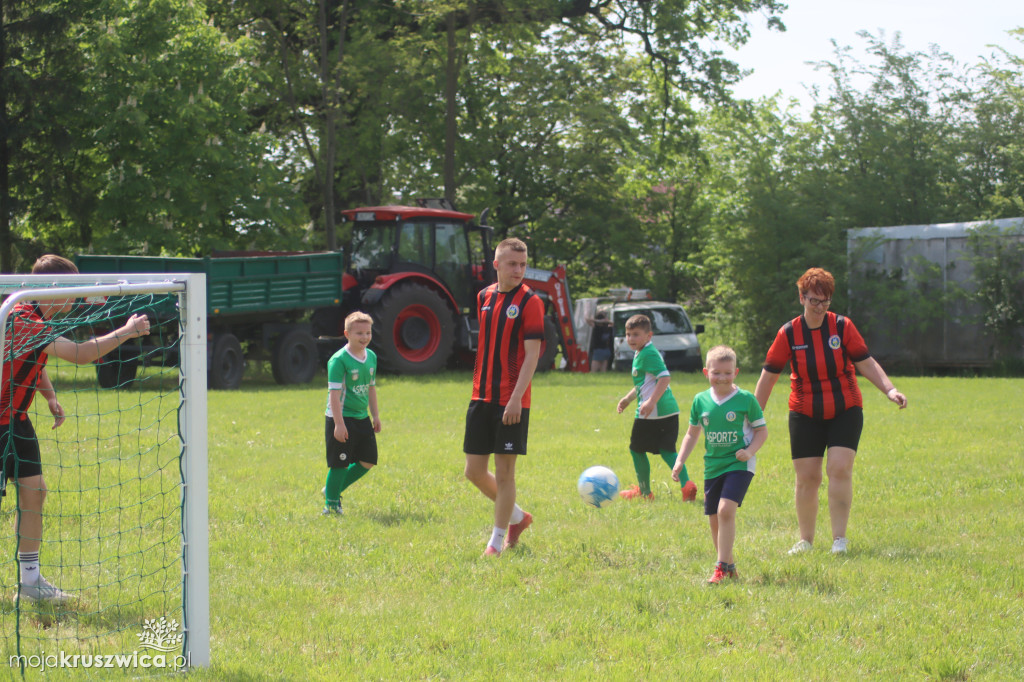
[0,272,209,670]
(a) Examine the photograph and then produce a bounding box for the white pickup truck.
[573,290,704,372]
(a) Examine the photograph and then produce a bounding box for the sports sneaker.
[17,575,73,603]
[320,504,343,517]
[831,537,848,554]
[483,546,501,558]
[707,562,728,585]
[725,564,739,580]
[620,485,654,501]
[788,539,813,555]
[681,480,698,502]
[503,512,533,550]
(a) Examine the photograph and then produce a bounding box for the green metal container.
[75,253,345,317]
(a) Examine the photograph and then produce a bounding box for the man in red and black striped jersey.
[3,255,151,602]
[754,267,907,557]
[463,238,544,557]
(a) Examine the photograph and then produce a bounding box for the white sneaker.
[17,575,73,603]
[320,503,343,517]
[788,539,813,555]
[831,537,848,554]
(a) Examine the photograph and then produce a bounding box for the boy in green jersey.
[322,312,382,515]
[673,345,767,584]
[615,314,696,502]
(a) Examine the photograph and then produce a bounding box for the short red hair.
[797,267,835,298]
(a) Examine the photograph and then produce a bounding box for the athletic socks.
[325,462,373,507]
[629,450,652,495]
[338,462,371,493]
[660,450,689,486]
[18,551,39,585]
[324,468,345,507]
[510,504,525,526]
[488,527,507,553]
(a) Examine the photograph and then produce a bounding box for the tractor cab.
[336,202,496,374]
[341,203,493,315]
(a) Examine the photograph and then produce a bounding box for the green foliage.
[965,225,1024,357]
[847,240,951,370]
[2,0,304,264]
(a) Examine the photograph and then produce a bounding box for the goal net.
[0,273,208,674]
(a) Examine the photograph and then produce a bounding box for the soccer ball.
[577,465,620,508]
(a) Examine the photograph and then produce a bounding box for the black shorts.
[788,407,863,460]
[463,400,530,456]
[630,415,679,454]
[1,418,42,494]
[325,416,378,468]
[703,470,755,515]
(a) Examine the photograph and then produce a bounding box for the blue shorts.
[703,470,755,515]
[592,348,612,363]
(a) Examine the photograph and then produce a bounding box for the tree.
[2,0,302,267]
[211,0,787,250]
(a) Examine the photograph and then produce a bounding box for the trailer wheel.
[372,283,455,374]
[536,316,561,372]
[96,345,141,389]
[209,333,244,389]
[272,328,318,385]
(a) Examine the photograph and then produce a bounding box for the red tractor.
[313,201,588,374]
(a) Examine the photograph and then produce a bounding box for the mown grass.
[5,370,1024,680]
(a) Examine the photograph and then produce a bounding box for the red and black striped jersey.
[763,312,871,420]
[1,304,51,425]
[471,283,546,407]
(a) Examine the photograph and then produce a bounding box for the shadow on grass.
[750,563,842,595]
[3,595,157,634]
[364,509,436,527]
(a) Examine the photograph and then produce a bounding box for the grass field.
[6,369,1024,680]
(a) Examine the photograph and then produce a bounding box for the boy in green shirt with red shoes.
[616,314,697,502]
[673,345,767,584]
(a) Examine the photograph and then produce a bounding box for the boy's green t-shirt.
[688,387,766,479]
[631,341,679,419]
[324,346,377,419]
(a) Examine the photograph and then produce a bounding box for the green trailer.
[76,252,346,388]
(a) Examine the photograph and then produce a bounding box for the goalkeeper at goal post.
[2,254,151,603]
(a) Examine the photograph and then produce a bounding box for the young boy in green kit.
[673,345,767,584]
[615,314,697,502]
[322,312,382,515]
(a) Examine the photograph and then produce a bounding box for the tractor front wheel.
[372,283,456,374]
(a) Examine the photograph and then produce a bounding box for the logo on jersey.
[726,411,736,422]
[350,369,359,381]
[506,304,520,319]
[828,334,841,350]
[702,413,710,427]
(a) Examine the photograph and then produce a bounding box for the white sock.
[510,505,525,525]
[18,552,39,584]
[488,527,507,551]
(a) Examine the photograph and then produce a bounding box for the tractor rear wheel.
[96,345,141,389]
[372,283,455,374]
[536,316,561,372]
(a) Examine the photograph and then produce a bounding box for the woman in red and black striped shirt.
[754,268,907,556]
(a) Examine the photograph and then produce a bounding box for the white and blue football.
[577,465,620,508]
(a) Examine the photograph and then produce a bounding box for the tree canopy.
[2,2,1023,361]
